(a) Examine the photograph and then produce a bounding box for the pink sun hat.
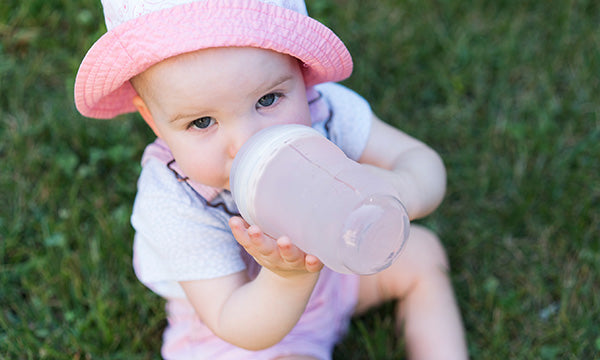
[74,0,353,119]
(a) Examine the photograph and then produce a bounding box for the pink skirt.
[161,267,359,360]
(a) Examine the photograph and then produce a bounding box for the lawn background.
[1,0,598,359]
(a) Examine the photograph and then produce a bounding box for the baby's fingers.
[276,236,304,264]
[247,225,277,257]
[229,217,277,257]
[277,237,323,273]
[229,216,250,246]
[305,254,323,272]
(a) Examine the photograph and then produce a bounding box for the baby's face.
[136,47,311,189]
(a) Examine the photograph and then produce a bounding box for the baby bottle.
[230,124,409,275]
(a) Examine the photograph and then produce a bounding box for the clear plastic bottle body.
[230,125,409,274]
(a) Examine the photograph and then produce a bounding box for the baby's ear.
[133,95,161,138]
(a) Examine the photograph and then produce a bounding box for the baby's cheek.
[186,160,227,188]
[286,108,312,127]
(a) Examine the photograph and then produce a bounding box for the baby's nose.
[228,122,264,158]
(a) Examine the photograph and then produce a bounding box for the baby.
[75,0,468,359]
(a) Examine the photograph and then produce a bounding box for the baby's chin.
[186,175,230,191]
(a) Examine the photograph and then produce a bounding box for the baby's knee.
[408,225,450,274]
[358,225,451,306]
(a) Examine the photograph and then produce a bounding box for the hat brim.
[74,0,353,119]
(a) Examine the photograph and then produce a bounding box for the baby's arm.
[179,217,322,350]
[359,114,447,220]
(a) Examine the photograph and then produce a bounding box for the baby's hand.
[229,216,323,278]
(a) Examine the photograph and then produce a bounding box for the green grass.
[1,0,598,359]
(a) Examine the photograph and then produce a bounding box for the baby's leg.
[355,225,468,360]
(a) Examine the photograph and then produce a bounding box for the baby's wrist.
[261,266,320,288]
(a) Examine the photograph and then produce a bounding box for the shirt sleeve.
[130,159,246,299]
[313,82,373,161]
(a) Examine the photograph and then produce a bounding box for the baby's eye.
[190,116,215,130]
[257,93,282,108]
